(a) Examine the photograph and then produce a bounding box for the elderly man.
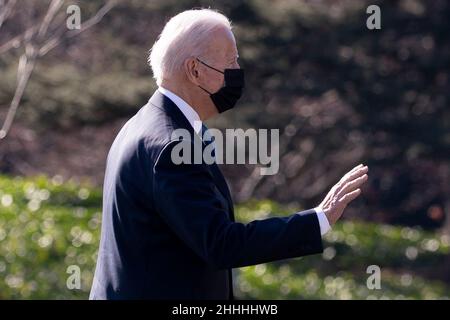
[90,9,368,299]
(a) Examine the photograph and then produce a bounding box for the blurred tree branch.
[0,0,16,30]
[0,0,117,140]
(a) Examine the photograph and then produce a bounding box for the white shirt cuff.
[314,207,331,236]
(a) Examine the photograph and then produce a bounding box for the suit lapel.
[208,162,235,221]
[149,91,234,221]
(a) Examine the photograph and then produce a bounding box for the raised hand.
[318,164,369,225]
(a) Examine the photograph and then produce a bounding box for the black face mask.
[197,58,245,113]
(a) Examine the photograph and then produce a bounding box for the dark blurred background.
[0,0,449,299]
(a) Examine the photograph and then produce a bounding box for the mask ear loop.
[196,58,225,95]
[198,85,212,95]
[196,58,224,74]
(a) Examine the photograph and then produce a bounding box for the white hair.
[148,9,232,86]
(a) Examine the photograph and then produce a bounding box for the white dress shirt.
[314,207,331,236]
[158,86,331,236]
[158,86,202,135]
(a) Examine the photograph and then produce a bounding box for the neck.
[160,80,214,121]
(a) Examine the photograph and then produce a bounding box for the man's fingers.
[345,165,368,182]
[341,166,369,185]
[339,188,361,204]
[349,163,363,171]
[321,164,368,215]
[344,164,364,180]
[336,165,368,194]
[337,174,368,199]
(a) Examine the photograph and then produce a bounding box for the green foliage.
[0,175,101,299]
[0,175,449,299]
[235,201,450,299]
[0,62,152,129]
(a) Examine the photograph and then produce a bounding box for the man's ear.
[184,57,200,85]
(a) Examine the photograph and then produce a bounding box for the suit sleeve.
[152,140,323,270]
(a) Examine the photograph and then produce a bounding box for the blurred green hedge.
[0,175,449,299]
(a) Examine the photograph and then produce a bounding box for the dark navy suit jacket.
[89,90,323,299]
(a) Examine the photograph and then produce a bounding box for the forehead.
[205,26,238,60]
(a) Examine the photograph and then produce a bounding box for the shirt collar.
[158,86,202,135]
